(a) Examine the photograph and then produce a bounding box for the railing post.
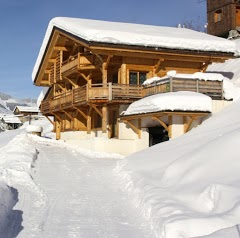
[170,77,173,92]
[86,84,89,101]
[108,82,112,101]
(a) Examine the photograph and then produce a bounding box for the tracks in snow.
[27,139,156,238]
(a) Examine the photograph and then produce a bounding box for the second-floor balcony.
[41,83,142,114]
[41,77,224,115]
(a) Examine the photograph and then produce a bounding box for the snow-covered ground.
[1,99,240,238]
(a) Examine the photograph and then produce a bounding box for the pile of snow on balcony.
[123,91,212,116]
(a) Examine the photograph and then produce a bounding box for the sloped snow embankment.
[114,99,240,238]
[0,133,47,237]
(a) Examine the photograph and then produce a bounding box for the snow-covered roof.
[123,91,212,116]
[14,106,40,113]
[207,39,240,87]
[32,17,237,81]
[2,115,22,124]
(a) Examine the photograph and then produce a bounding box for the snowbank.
[115,98,240,238]
[0,182,16,232]
[115,97,240,238]
[123,91,212,116]
[26,125,43,133]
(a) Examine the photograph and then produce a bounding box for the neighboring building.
[32,17,236,155]
[207,0,240,37]
[0,115,22,130]
[13,106,40,123]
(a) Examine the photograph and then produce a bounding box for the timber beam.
[92,105,103,118]
[152,116,168,132]
[123,119,141,139]
[64,76,77,87]
[62,110,74,120]
[73,107,87,120]
[154,58,165,75]
[45,115,54,125]
[184,116,198,133]
[104,55,113,70]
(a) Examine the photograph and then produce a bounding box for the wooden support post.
[102,105,107,133]
[102,62,107,84]
[108,82,112,101]
[170,77,173,92]
[168,116,173,138]
[55,120,61,140]
[87,107,92,134]
[120,63,127,84]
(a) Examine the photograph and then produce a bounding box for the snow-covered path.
[19,137,156,238]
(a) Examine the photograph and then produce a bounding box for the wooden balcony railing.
[41,78,223,114]
[61,53,94,74]
[142,77,223,99]
[41,83,142,114]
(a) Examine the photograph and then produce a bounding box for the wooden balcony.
[41,83,142,114]
[142,77,223,99]
[41,78,224,115]
[61,53,96,75]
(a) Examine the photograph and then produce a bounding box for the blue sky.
[0,0,206,99]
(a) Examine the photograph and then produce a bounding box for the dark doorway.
[109,109,118,138]
[148,126,169,146]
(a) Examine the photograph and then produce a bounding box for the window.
[214,9,222,23]
[129,72,147,85]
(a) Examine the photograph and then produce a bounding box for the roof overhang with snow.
[121,91,212,118]
[32,17,236,86]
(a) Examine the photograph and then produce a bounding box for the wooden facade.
[207,0,240,37]
[33,26,233,140]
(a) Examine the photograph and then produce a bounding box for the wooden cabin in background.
[207,0,240,37]
[33,17,235,155]
[13,106,40,123]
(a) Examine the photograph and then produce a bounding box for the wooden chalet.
[33,17,236,155]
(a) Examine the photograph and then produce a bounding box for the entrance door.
[148,126,169,146]
[109,109,118,138]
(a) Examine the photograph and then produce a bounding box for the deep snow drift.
[115,99,240,237]
[1,101,240,237]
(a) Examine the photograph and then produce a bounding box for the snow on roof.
[32,17,236,81]
[2,115,21,124]
[14,106,40,113]
[123,91,212,116]
[207,38,240,87]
